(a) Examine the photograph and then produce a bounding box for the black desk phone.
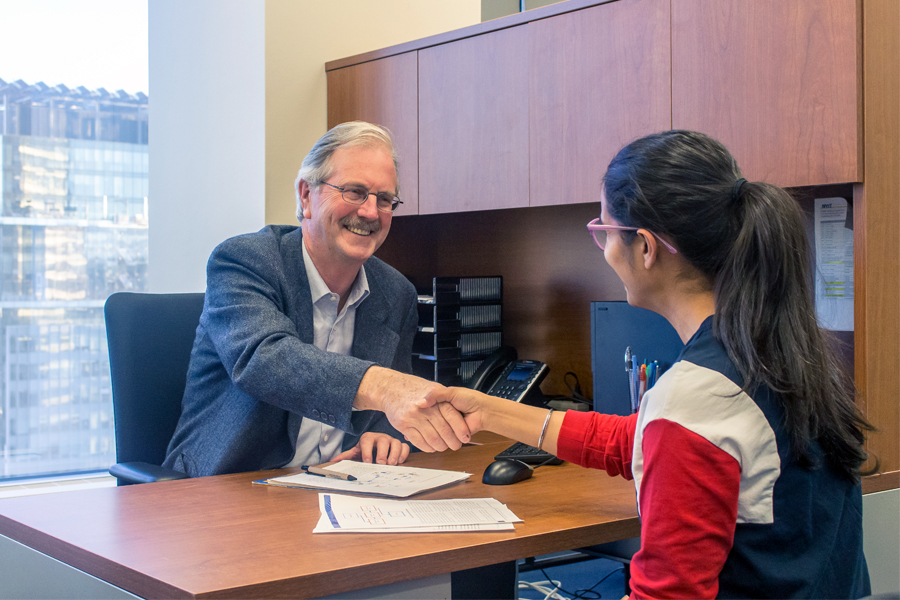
[467,346,562,466]
[467,346,548,403]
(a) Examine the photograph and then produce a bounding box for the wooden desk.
[0,435,640,599]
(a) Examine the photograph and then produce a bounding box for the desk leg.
[451,561,517,600]
[0,534,139,599]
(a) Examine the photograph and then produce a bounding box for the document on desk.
[313,493,521,533]
[256,460,471,498]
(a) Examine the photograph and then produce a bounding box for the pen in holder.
[626,351,668,413]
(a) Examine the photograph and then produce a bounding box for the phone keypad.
[487,361,547,402]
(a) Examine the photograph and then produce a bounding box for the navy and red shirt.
[557,317,870,599]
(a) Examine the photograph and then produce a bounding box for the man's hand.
[332,432,410,465]
[421,386,488,435]
[354,367,471,452]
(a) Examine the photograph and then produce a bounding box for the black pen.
[301,465,357,481]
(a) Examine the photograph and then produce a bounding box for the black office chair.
[104,292,205,485]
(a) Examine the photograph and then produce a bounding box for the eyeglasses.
[586,218,678,254]
[322,182,403,213]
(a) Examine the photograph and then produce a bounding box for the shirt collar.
[301,240,369,307]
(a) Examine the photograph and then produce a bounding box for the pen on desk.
[302,465,357,481]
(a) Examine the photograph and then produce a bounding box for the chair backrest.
[105,292,205,466]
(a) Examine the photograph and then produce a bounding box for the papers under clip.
[313,493,521,533]
[814,197,854,331]
[255,460,471,498]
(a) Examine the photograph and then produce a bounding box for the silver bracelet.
[537,409,555,451]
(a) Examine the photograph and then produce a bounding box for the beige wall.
[264,0,481,226]
[149,0,266,293]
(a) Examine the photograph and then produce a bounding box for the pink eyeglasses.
[587,218,678,254]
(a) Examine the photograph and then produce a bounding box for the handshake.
[353,366,490,453]
[350,366,558,467]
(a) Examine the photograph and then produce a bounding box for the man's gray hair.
[295,121,399,221]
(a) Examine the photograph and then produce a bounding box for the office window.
[0,0,148,480]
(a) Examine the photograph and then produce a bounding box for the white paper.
[263,461,470,498]
[315,493,522,532]
[814,197,854,331]
[312,513,515,533]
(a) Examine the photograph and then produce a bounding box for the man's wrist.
[354,365,387,412]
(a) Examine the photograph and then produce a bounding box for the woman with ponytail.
[426,130,873,599]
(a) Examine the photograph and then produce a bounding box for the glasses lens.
[592,229,607,250]
[341,186,368,204]
[375,193,399,212]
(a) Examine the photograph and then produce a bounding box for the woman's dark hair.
[603,130,873,480]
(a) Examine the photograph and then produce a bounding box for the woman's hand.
[332,432,410,465]
[421,387,490,435]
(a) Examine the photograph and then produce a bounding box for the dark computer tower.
[590,301,684,416]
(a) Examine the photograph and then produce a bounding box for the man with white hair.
[163,122,468,477]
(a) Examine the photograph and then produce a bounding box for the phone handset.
[466,346,549,403]
[467,346,517,392]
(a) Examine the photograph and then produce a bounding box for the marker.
[638,364,647,407]
[646,362,656,390]
[302,466,357,481]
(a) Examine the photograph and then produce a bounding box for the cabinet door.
[530,0,671,208]
[418,26,529,214]
[672,0,860,187]
[327,52,419,215]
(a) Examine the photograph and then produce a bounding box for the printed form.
[258,461,471,498]
[314,493,521,533]
[814,197,854,331]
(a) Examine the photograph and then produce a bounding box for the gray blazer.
[163,225,418,477]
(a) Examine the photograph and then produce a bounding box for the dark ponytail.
[603,130,872,480]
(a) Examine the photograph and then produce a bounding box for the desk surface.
[0,434,640,599]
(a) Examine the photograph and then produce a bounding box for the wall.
[263,0,480,227]
[863,489,900,594]
[148,0,266,293]
[482,0,567,22]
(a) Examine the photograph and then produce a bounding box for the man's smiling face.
[299,144,395,276]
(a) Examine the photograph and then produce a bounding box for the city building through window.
[1,71,148,478]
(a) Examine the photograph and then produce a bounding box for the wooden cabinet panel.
[327,52,419,215]
[418,26,529,214]
[672,0,860,188]
[529,0,670,207]
[856,0,899,476]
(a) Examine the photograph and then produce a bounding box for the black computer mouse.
[482,459,534,485]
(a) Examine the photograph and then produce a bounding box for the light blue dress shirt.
[283,242,370,467]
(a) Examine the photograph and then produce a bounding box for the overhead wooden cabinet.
[671,0,861,187]
[327,52,419,215]
[418,25,530,214]
[529,0,671,207]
